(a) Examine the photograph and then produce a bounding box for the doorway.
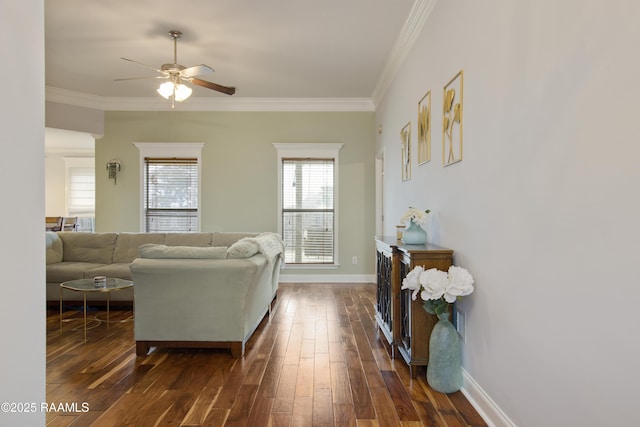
[375,150,385,236]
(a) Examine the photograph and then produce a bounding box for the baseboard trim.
[279,274,375,283]
[461,368,517,427]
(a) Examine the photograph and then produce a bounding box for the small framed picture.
[401,122,411,181]
[418,91,431,165]
[443,70,464,166]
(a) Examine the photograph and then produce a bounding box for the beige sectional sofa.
[46,231,267,303]
[46,231,285,356]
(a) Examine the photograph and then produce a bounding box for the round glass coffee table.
[59,278,133,342]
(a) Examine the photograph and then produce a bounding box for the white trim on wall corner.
[461,368,517,427]
[371,0,438,106]
[279,274,376,284]
[46,86,374,112]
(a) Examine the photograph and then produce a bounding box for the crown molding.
[46,87,104,110]
[46,86,375,112]
[371,0,437,107]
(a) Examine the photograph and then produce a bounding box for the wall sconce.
[106,159,121,184]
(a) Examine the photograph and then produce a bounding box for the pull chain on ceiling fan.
[115,30,236,108]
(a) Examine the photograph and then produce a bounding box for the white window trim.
[273,142,343,269]
[133,142,204,232]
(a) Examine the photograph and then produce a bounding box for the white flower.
[401,265,424,300]
[419,268,448,301]
[443,266,475,303]
[402,264,475,312]
[400,207,430,226]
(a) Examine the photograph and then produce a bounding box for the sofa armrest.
[46,232,63,264]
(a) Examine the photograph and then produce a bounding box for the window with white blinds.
[275,143,342,267]
[144,158,198,232]
[282,158,335,264]
[67,166,95,216]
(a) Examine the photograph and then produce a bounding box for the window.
[144,158,198,232]
[134,143,203,232]
[274,143,343,266]
[67,166,95,215]
[64,157,95,231]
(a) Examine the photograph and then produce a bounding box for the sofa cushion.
[113,233,165,263]
[47,262,108,283]
[59,232,118,264]
[163,233,213,247]
[84,263,133,281]
[138,244,228,259]
[46,232,63,264]
[227,238,260,259]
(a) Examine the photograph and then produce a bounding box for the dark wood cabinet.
[374,236,453,378]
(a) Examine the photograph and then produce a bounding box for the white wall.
[376,1,640,426]
[45,101,104,137]
[45,156,66,216]
[0,1,46,426]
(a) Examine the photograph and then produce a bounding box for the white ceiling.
[45,0,426,109]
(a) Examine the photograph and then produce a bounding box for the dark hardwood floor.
[47,283,487,426]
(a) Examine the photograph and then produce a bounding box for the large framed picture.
[418,90,431,165]
[401,121,411,181]
[442,70,464,166]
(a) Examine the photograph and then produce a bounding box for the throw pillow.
[227,238,260,259]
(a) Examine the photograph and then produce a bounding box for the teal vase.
[402,220,427,244]
[427,311,462,393]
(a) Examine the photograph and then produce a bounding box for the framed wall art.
[442,70,464,166]
[418,90,431,165]
[401,121,411,181]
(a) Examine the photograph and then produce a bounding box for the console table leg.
[83,293,87,343]
[410,365,418,379]
[59,287,63,336]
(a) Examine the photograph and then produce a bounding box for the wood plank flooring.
[46,283,487,426]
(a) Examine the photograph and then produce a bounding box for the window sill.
[283,263,339,270]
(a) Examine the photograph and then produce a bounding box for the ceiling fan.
[115,30,236,106]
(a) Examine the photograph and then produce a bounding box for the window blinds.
[144,158,198,232]
[281,158,334,264]
[68,167,95,216]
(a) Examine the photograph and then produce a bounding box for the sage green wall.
[96,110,375,276]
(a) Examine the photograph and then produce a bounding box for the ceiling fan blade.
[114,75,168,81]
[120,57,164,74]
[181,64,214,78]
[191,77,236,95]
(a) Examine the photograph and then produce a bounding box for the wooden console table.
[374,236,453,378]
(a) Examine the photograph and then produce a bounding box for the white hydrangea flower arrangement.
[400,207,430,226]
[401,265,475,315]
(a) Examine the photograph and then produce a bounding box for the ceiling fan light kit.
[116,30,236,108]
[157,81,192,102]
